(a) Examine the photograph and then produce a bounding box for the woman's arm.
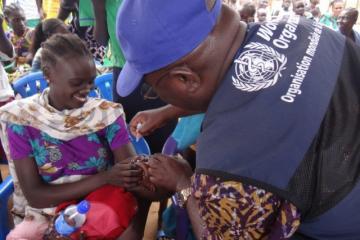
[0,15,13,58]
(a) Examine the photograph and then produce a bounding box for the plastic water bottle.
[55,200,90,236]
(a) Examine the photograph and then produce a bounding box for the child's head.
[31,18,69,57]
[239,2,256,23]
[257,8,267,22]
[330,0,344,17]
[42,34,96,110]
[293,0,305,16]
[3,3,26,37]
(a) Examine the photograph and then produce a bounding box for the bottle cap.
[77,200,90,214]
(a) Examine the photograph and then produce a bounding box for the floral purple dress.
[7,116,130,182]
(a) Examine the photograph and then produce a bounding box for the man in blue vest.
[117,0,360,238]
[337,8,360,45]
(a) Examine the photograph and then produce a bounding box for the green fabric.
[79,0,95,27]
[26,19,40,28]
[79,0,125,68]
[106,0,125,68]
[319,13,338,30]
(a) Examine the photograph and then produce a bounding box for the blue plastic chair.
[12,72,48,98]
[0,176,14,239]
[94,73,113,101]
[0,136,150,238]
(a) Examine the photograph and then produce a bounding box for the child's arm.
[12,142,142,209]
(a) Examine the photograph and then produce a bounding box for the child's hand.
[105,159,142,189]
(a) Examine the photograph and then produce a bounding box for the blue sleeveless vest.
[197,16,360,238]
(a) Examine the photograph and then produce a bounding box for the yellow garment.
[43,0,60,19]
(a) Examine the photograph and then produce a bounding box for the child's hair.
[41,33,93,73]
[3,3,25,20]
[31,18,67,57]
[329,0,343,7]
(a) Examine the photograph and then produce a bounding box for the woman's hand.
[148,154,193,192]
[104,158,142,189]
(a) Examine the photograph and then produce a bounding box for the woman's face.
[332,2,344,17]
[7,11,26,36]
[47,55,96,111]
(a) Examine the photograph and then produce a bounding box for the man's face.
[257,11,267,22]
[294,1,305,16]
[337,10,355,34]
[259,0,269,8]
[144,66,211,112]
[332,2,344,17]
[283,0,291,9]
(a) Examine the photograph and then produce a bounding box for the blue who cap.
[116,0,222,97]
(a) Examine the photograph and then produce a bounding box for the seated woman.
[3,3,33,66]
[0,33,158,240]
[29,18,68,72]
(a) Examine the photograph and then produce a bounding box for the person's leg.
[112,68,176,153]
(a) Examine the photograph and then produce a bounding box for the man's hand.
[129,108,171,138]
[148,154,193,192]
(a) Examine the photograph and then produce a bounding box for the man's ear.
[169,66,201,93]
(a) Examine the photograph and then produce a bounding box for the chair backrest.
[0,176,14,239]
[12,72,48,98]
[12,72,114,101]
[129,133,151,155]
[94,73,113,101]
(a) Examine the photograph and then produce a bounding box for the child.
[3,3,33,65]
[29,18,68,72]
[293,0,305,16]
[0,34,156,240]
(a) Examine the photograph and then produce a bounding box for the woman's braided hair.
[41,33,93,74]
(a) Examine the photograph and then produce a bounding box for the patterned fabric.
[7,27,33,59]
[192,174,300,239]
[0,88,124,141]
[7,116,129,182]
[68,21,106,64]
[319,13,338,30]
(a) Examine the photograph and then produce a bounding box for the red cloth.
[56,185,137,240]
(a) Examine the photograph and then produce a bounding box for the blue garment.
[171,114,204,150]
[197,15,360,238]
[353,30,360,45]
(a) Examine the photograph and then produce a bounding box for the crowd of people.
[0,0,360,239]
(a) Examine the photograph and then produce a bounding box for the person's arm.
[36,0,46,19]
[57,0,76,21]
[91,0,109,46]
[129,105,200,137]
[0,15,13,58]
[148,154,205,238]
